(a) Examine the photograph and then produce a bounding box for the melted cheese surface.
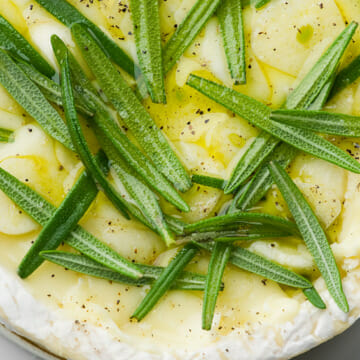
[0,0,360,355]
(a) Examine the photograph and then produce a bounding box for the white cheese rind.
[0,266,360,360]
[0,0,360,359]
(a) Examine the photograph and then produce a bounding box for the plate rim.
[0,319,67,360]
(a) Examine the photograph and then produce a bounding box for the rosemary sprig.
[96,123,174,246]
[187,74,360,174]
[307,75,336,111]
[60,52,178,237]
[202,242,231,330]
[132,244,198,321]
[130,0,165,103]
[222,21,358,203]
[86,95,190,212]
[303,287,326,310]
[182,225,291,243]
[41,251,209,291]
[236,143,297,210]
[268,161,348,312]
[235,72,331,211]
[52,37,188,212]
[285,22,358,109]
[214,226,293,242]
[51,35,99,100]
[16,58,93,117]
[271,109,360,137]
[72,24,192,192]
[225,131,279,194]
[226,180,253,214]
[184,212,298,235]
[197,242,313,289]
[0,14,54,77]
[60,54,129,219]
[17,152,143,279]
[53,37,188,211]
[330,55,360,99]
[0,163,142,276]
[0,49,74,150]
[218,0,246,84]
[191,174,226,190]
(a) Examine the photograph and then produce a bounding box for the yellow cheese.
[0,0,359,357]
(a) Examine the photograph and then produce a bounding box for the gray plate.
[1,318,360,359]
[0,321,63,360]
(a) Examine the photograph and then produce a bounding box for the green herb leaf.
[226,180,252,214]
[307,75,336,111]
[18,164,100,278]
[86,96,189,212]
[271,109,360,137]
[214,226,293,242]
[34,0,137,76]
[0,15,54,77]
[218,0,246,84]
[236,143,297,211]
[132,244,198,321]
[0,162,141,277]
[16,58,93,117]
[184,231,240,243]
[184,212,298,235]
[251,0,271,9]
[187,74,360,174]
[97,124,174,246]
[234,79,331,212]
[164,215,187,236]
[163,0,222,74]
[225,131,279,194]
[228,22,358,209]
[0,49,74,150]
[197,242,313,289]
[285,22,358,110]
[17,151,143,279]
[191,174,226,190]
[268,161,348,312]
[51,35,99,100]
[183,224,292,243]
[303,287,326,310]
[202,242,231,330]
[0,128,13,142]
[51,38,188,211]
[130,0,165,103]
[41,251,209,291]
[330,55,360,99]
[72,24,192,192]
[60,53,130,218]
[52,42,172,236]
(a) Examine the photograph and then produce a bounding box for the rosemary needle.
[41,251,209,291]
[60,53,130,218]
[0,164,142,277]
[72,24,192,192]
[218,0,246,85]
[0,14,54,77]
[132,244,198,321]
[130,0,166,103]
[202,242,231,330]
[268,161,348,312]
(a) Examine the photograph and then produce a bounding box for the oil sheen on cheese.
[0,0,360,354]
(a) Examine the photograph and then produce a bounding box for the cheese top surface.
[0,0,360,359]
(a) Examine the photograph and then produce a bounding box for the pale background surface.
[0,319,360,359]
